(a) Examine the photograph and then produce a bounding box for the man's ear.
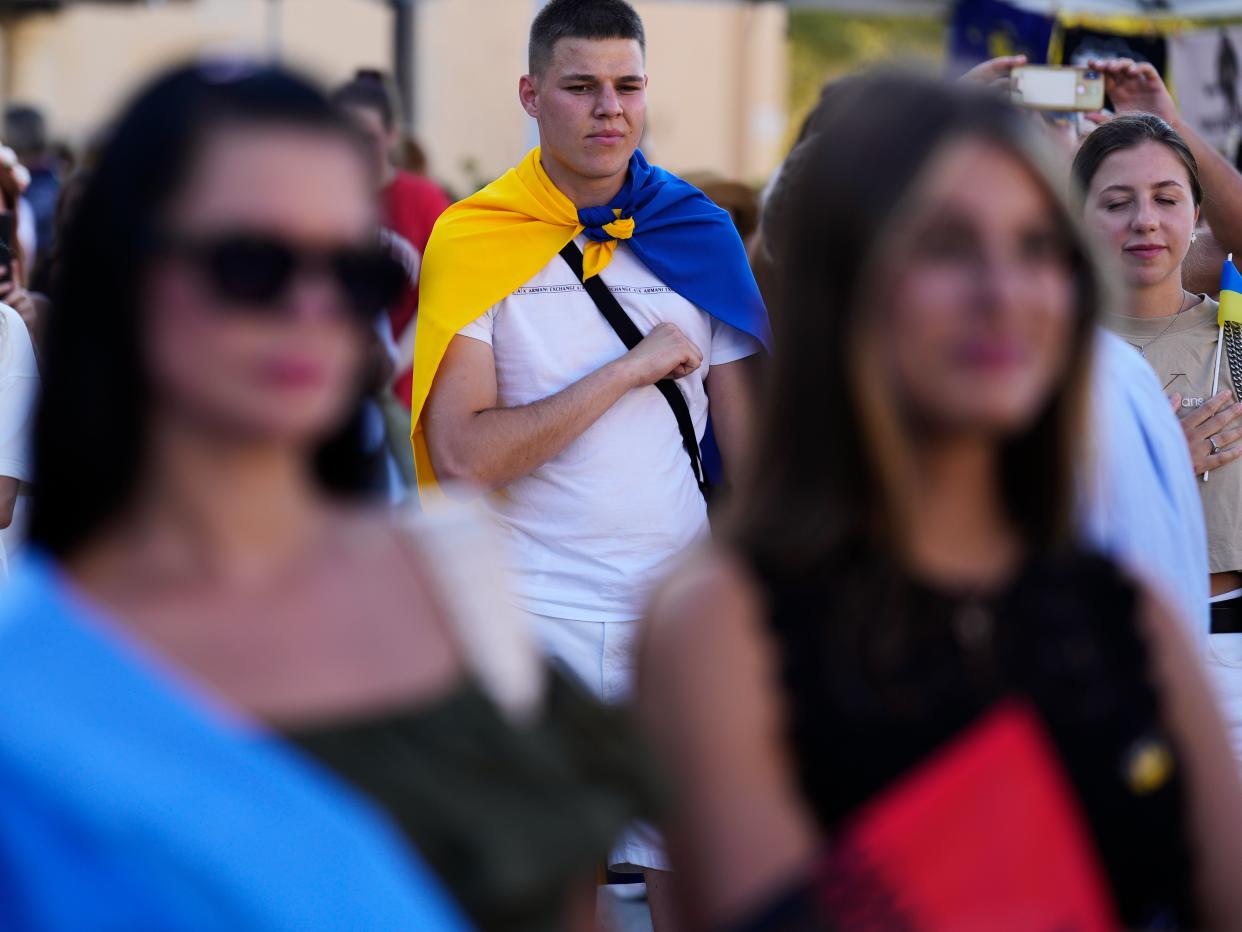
[519,74,539,119]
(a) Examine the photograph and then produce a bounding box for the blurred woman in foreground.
[639,73,1242,930]
[0,61,653,931]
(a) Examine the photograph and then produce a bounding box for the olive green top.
[288,669,663,932]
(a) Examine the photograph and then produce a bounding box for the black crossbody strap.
[559,242,709,501]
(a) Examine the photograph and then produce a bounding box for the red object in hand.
[818,701,1119,931]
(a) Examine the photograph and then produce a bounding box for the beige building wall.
[412,0,788,194]
[411,0,535,195]
[0,0,786,194]
[641,1,787,183]
[1,0,391,149]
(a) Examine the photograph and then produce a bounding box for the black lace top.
[287,669,662,932]
[754,548,1198,929]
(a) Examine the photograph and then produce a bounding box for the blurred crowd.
[5,0,1242,930]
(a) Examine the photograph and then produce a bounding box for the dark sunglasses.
[155,230,408,322]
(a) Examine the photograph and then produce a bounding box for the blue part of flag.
[1223,256,1242,296]
[948,0,1056,75]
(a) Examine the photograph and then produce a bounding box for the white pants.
[1208,589,1242,766]
[527,612,671,873]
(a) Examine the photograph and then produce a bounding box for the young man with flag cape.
[411,0,768,917]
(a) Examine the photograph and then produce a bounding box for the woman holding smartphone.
[1074,111,1242,772]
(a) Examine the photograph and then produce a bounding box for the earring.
[1192,232,1199,243]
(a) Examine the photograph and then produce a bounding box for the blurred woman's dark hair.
[1072,112,1203,207]
[30,60,378,559]
[737,71,1103,576]
[331,69,398,131]
[401,135,428,175]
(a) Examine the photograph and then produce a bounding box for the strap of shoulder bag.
[559,241,710,501]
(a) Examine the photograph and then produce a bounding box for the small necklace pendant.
[953,599,997,684]
[953,601,994,652]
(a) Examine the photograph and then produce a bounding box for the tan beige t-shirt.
[1107,296,1242,573]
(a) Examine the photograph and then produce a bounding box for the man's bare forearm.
[0,476,17,530]
[1185,230,1227,295]
[430,356,639,490]
[1172,116,1242,253]
[705,357,759,482]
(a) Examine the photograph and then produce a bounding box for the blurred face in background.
[874,139,1077,438]
[521,37,646,191]
[1082,140,1199,291]
[343,103,395,188]
[141,125,374,447]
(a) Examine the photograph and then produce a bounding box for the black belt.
[1211,595,1242,634]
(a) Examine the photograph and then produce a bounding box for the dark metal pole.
[392,0,415,134]
[267,0,283,63]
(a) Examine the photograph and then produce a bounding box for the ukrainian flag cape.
[411,147,769,493]
[0,554,471,931]
[1221,255,1242,325]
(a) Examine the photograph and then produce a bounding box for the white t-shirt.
[458,237,760,621]
[0,303,37,581]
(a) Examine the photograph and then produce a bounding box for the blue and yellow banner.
[949,0,1056,69]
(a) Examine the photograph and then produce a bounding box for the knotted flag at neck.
[578,206,635,279]
[410,146,769,496]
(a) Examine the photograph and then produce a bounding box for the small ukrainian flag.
[1221,254,1242,325]
[1209,254,1242,480]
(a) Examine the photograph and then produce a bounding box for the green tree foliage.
[788,11,945,151]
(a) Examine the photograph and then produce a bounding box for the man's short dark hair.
[528,0,646,76]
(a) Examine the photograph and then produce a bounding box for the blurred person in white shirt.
[0,299,36,580]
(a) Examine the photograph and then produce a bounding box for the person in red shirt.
[334,70,449,483]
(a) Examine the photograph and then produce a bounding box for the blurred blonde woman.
[639,73,1242,931]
